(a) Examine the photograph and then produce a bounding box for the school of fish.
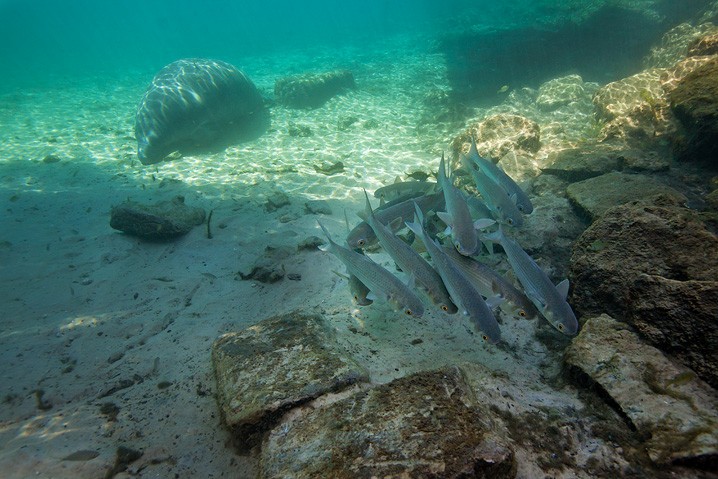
[319,137,580,343]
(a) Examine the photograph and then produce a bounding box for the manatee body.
[135,58,268,165]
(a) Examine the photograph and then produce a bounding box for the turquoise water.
[1,0,710,91]
[1,1,717,477]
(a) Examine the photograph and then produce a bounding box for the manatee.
[134,58,268,165]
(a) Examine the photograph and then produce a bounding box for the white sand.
[0,35,596,478]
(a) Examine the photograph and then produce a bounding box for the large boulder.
[668,57,718,167]
[274,70,355,109]
[565,314,718,468]
[135,58,268,165]
[260,366,516,479]
[569,195,718,388]
[566,171,685,220]
[212,311,369,451]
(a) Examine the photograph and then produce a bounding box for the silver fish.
[406,203,501,343]
[332,269,373,306]
[442,245,538,320]
[374,180,437,203]
[437,153,479,256]
[462,154,523,227]
[468,137,533,214]
[484,228,578,335]
[363,190,457,314]
[318,221,424,318]
[347,192,444,249]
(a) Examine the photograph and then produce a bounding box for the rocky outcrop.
[565,314,718,468]
[542,144,669,182]
[109,196,205,239]
[566,172,685,220]
[274,70,355,109]
[536,74,597,111]
[669,57,718,167]
[260,366,516,479]
[570,195,718,388]
[212,311,369,451]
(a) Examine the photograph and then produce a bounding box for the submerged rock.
[451,113,540,162]
[536,74,594,111]
[274,70,355,109]
[260,366,516,479]
[109,196,205,240]
[565,314,718,468]
[570,195,718,388]
[566,171,684,220]
[669,57,718,167]
[212,311,369,451]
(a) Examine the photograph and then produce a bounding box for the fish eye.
[354,295,359,301]
[507,218,514,226]
[481,334,489,341]
[357,239,365,247]
[441,305,449,312]
[519,310,526,317]
[455,243,461,251]
[558,324,565,331]
[405,309,413,316]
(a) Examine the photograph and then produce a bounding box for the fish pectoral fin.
[555,279,570,300]
[366,291,378,301]
[485,294,504,310]
[436,211,453,227]
[510,193,518,205]
[331,269,350,280]
[473,218,496,230]
[387,217,404,231]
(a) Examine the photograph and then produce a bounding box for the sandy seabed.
[0,36,592,478]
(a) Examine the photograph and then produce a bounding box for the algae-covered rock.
[451,113,540,162]
[260,366,516,479]
[212,311,369,451]
[688,31,718,57]
[566,171,684,220]
[570,195,718,388]
[669,57,718,167]
[565,314,718,467]
[274,70,355,109]
[592,69,671,142]
[109,196,205,240]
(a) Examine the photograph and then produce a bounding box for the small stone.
[304,200,332,215]
[265,191,290,212]
[42,154,62,163]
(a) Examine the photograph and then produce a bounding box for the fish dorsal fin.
[394,176,402,184]
[556,279,570,300]
[343,209,351,234]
